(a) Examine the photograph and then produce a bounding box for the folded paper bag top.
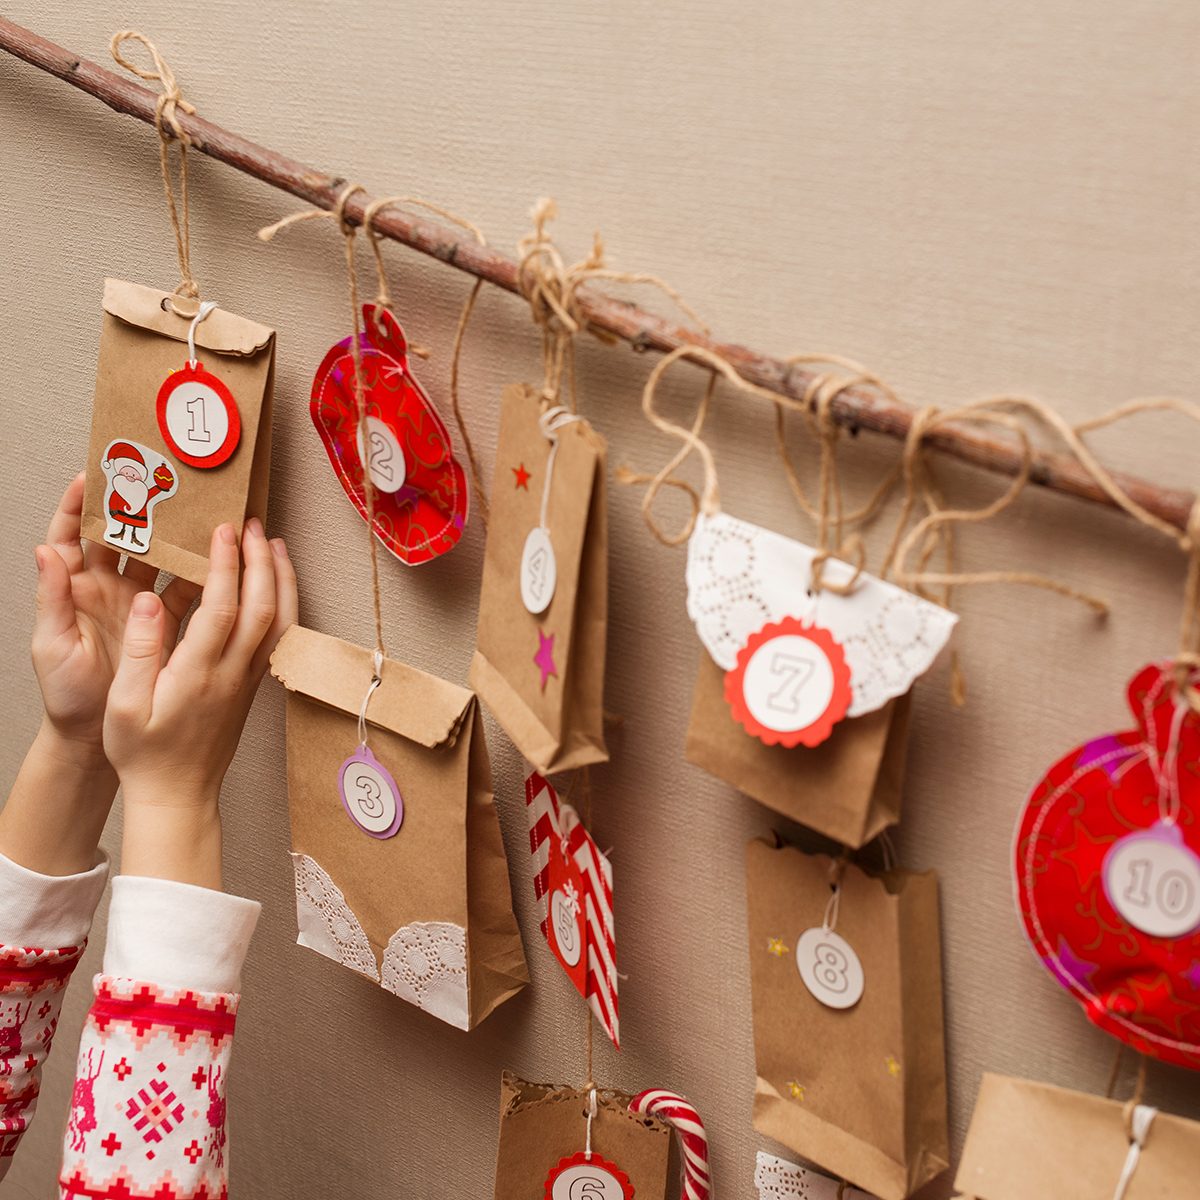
[270,624,474,750]
[954,1074,1200,1200]
[82,278,276,585]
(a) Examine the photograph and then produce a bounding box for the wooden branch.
[1,16,1194,533]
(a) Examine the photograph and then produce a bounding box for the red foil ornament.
[310,303,468,564]
[1014,662,1200,1069]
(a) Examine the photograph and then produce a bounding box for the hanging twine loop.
[258,184,388,673]
[362,195,492,525]
[110,31,200,302]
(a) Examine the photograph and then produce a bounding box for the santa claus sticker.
[100,440,178,553]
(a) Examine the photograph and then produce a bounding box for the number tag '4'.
[156,360,241,469]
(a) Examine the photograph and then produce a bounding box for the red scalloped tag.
[156,361,241,469]
[309,303,468,565]
[723,618,852,748]
[543,1152,634,1200]
[1014,662,1200,1069]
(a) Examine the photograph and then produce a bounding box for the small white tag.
[1103,822,1200,938]
[338,747,404,839]
[742,632,836,734]
[355,416,407,494]
[549,888,583,967]
[520,525,557,614]
[796,927,864,1009]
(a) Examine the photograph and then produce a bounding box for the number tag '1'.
[1103,821,1200,938]
[795,927,865,1010]
[156,361,241,469]
[338,746,404,839]
[544,1152,633,1200]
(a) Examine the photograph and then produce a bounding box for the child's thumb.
[107,592,165,727]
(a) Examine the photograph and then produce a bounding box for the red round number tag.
[724,618,852,748]
[156,361,241,469]
[544,1152,633,1200]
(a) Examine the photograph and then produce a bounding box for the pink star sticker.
[534,628,557,691]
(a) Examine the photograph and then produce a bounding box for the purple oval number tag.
[338,747,404,839]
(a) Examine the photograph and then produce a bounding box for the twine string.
[258,185,388,676]
[110,31,200,301]
[363,195,492,525]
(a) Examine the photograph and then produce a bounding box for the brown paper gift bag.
[493,1072,670,1200]
[745,838,949,1200]
[470,384,609,772]
[82,279,275,584]
[954,1074,1200,1200]
[688,653,912,847]
[270,625,529,1031]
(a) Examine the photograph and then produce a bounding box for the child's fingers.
[44,474,87,575]
[32,545,79,651]
[160,575,202,627]
[176,525,241,667]
[106,592,165,729]
[84,541,121,573]
[223,519,276,671]
[250,538,298,678]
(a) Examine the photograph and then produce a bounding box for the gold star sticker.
[786,1080,805,1101]
[885,1055,901,1077]
[767,937,789,957]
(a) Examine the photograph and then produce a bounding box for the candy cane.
[629,1089,711,1200]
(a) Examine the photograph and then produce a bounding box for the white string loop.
[1112,1105,1157,1200]
[584,1086,598,1162]
[356,649,385,750]
[538,406,583,532]
[186,299,219,367]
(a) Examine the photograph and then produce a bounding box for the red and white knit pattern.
[629,1089,711,1200]
[59,975,239,1200]
[0,941,84,1178]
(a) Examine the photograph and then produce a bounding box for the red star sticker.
[513,463,531,490]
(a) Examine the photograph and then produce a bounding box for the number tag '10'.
[1103,822,1200,939]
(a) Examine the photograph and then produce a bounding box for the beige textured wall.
[3,3,1200,1197]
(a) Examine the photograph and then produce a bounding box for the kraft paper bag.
[746,838,949,1200]
[470,384,609,773]
[954,1074,1200,1200]
[688,653,912,847]
[270,625,529,1031]
[493,1072,670,1200]
[82,278,275,584]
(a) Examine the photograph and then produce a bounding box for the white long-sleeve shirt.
[0,851,259,1198]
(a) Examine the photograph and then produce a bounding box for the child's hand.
[34,473,199,759]
[105,520,297,808]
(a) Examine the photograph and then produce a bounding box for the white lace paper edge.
[290,852,471,1030]
[754,1152,876,1200]
[686,511,957,716]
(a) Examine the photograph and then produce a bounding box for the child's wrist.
[120,802,223,891]
[37,718,114,776]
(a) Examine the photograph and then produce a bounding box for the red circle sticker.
[156,361,241,469]
[724,618,852,748]
[544,1152,633,1200]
